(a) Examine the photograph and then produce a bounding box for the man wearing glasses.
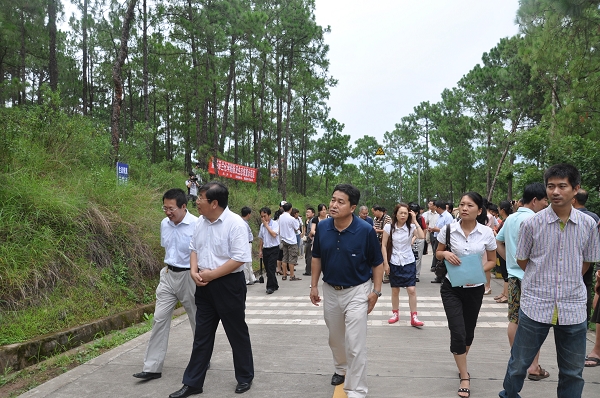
[170,182,254,397]
[133,188,198,381]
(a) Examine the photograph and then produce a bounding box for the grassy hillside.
[0,103,329,346]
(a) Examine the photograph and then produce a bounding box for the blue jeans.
[499,309,587,398]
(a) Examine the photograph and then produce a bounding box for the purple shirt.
[516,205,600,325]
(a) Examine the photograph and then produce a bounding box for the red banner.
[208,157,257,183]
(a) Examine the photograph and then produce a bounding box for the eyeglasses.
[162,206,179,212]
[196,197,213,203]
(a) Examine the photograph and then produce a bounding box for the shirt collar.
[169,210,194,227]
[516,207,534,215]
[545,205,579,224]
[325,214,359,234]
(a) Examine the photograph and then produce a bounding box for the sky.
[312,0,521,147]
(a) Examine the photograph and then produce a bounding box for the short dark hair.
[522,182,547,205]
[332,184,360,206]
[372,205,384,212]
[291,207,299,216]
[241,206,252,217]
[460,191,488,225]
[498,200,513,216]
[260,207,271,215]
[434,200,446,209]
[199,181,228,209]
[574,189,589,205]
[306,207,315,214]
[163,188,187,208]
[544,163,581,188]
[282,202,292,212]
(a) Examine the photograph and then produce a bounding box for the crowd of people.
[131,162,599,398]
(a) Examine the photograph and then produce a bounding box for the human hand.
[443,251,461,266]
[310,286,321,306]
[190,271,207,286]
[367,292,378,314]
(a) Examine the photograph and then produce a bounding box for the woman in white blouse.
[381,203,425,327]
[436,191,497,398]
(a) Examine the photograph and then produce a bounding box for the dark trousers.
[304,239,312,275]
[182,271,254,388]
[430,236,438,270]
[583,265,594,324]
[423,240,428,254]
[440,278,484,355]
[263,246,279,291]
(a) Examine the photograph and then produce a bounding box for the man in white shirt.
[423,200,439,255]
[133,188,198,381]
[278,202,301,281]
[258,207,280,294]
[241,207,257,285]
[170,182,254,397]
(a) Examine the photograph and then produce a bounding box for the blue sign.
[117,162,129,184]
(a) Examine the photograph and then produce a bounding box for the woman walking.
[381,203,426,327]
[436,192,497,398]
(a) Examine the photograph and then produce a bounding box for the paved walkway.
[20,254,600,397]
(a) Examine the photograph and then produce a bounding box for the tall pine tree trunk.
[48,0,58,91]
[110,0,137,165]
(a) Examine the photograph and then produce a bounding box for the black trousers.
[182,271,254,388]
[263,246,279,291]
[430,236,438,270]
[440,278,484,355]
[304,239,313,275]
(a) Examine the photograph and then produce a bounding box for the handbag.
[434,225,451,278]
[386,229,393,263]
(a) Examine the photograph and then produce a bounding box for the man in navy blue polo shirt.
[310,184,383,398]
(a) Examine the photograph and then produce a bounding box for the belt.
[263,246,279,250]
[327,282,355,290]
[167,264,189,273]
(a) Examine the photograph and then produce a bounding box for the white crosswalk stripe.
[245,295,510,328]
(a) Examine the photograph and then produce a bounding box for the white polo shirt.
[161,210,198,269]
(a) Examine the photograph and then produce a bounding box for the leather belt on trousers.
[167,264,189,272]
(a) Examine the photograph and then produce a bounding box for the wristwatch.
[371,288,382,297]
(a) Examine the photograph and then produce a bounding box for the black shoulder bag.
[434,225,451,279]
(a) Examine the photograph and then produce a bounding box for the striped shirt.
[516,205,600,325]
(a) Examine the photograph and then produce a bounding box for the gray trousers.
[142,266,196,372]
[413,238,425,278]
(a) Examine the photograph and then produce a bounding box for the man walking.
[241,207,257,285]
[499,164,600,398]
[133,188,198,381]
[303,207,315,276]
[496,183,549,382]
[278,202,301,281]
[170,182,254,397]
[423,200,438,255]
[258,207,280,294]
[310,184,383,398]
[428,200,453,283]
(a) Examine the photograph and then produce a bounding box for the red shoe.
[411,312,424,327]
[388,310,399,324]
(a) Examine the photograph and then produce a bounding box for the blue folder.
[445,253,486,287]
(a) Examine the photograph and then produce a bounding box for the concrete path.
[19,254,600,397]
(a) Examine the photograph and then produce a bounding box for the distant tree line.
[1,0,599,210]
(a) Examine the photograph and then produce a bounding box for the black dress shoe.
[302,273,311,276]
[331,373,345,385]
[235,381,252,394]
[415,277,420,282]
[266,289,274,294]
[132,371,161,380]
[431,278,442,283]
[169,385,203,398]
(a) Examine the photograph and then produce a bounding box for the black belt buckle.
[167,265,189,273]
